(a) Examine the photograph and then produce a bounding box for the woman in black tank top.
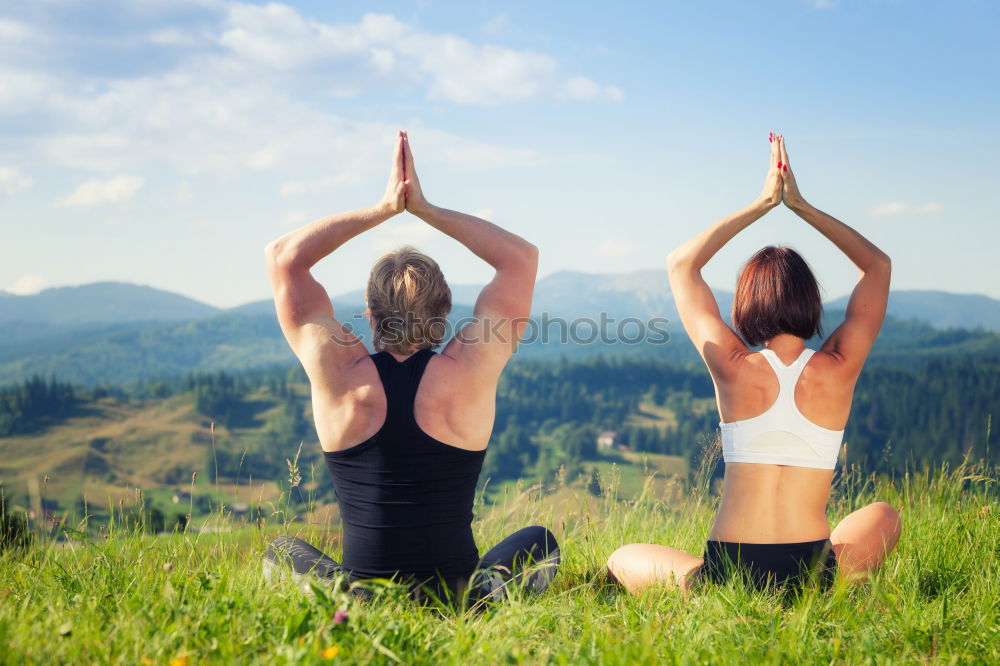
[324,349,484,585]
[265,353,559,606]
[261,132,558,607]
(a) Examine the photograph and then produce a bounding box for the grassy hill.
[0,392,285,518]
[0,460,994,664]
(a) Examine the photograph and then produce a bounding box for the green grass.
[1,460,996,665]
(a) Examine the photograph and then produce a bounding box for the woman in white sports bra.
[608,134,901,593]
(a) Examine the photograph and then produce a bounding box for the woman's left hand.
[379,131,407,215]
[757,132,784,209]
[778,135,807,210]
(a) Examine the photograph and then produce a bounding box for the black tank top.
[324,349,487,583]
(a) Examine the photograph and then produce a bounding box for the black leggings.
[263,526,560,606]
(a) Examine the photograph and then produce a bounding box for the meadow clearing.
[1,452,996,665]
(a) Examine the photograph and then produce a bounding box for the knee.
[606,544,637,577]
[871,502,902,534]
[521,525,560,558]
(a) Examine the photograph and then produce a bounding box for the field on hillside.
[1,459,996,665]
[0,393,285,516]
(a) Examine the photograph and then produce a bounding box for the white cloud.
[560,76,625,102]
[869,201,944,217]
[0,17,41,45]
[212,7,621,105]
[58,174,145,207]
[596,240,637,258]
[810,0,837,8]
[0,3,601,202]
[6,274,48,295]
[472,208,494,221]
[0,166,33,194]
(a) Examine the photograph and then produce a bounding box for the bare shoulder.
[808,347,863,382]
[306,346,380,400]
[309,351,388,452]
[705,344,757,384]
[414,348,500,450]
[423,347,500,396]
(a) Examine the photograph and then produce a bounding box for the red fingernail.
[783,165,788,172]
[777,161,783,169]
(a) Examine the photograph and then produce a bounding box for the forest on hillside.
[1,352,995,510]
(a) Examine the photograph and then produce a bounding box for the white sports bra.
[720,348,844,470]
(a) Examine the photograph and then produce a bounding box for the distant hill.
[828,290,1000,332]
[332,270,728,320]
[530,269,731,321]
[0,282,219,325]
[1,276,999,386]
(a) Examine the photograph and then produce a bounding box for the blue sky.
[1,0,998,307]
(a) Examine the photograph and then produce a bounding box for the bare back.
[709,339,859,542]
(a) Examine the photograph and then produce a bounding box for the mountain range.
[4,273,999,330]
[1,273,998,386]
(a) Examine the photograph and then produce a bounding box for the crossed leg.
[262,535,345,586]
[471,526,561,604]
[607,502,901,594]
[606,544,704,595]
[830,501,902,580]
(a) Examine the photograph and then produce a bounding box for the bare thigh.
[831,502,902,580]
[607,544,704,595]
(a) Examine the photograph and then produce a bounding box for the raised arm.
[778,136,891,372]
[667,134,783,374]
[400,132,538,366]
[264,132,407,374]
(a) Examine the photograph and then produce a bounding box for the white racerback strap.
[759,348,814,397]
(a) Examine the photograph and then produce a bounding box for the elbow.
[523,240,540,266]
[264,238,299,271]
[879,251,892,273]
[666,248,688,275]
[869,250,892,276]
[512,238,539,272]
[263,239,281,265]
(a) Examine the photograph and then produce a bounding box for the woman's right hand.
[401,131,431,217]
[778,135,807,210]
[757,132,784,209]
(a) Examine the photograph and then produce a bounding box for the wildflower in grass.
[170,656,190,666]
[163,562,173,572]
[333,609,349,625]
[320,645,340,659]
[287,443,303,488]
[287,458,302,488]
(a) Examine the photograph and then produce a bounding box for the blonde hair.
[366,246,452,354]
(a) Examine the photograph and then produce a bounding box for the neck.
[762,334,806,355]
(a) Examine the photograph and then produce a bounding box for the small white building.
[597,431,619,450]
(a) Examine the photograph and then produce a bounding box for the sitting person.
[608,134,901,594]
[262,131,558,606]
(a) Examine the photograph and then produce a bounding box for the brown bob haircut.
[366,246,452,355]
[731,246,823,347]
